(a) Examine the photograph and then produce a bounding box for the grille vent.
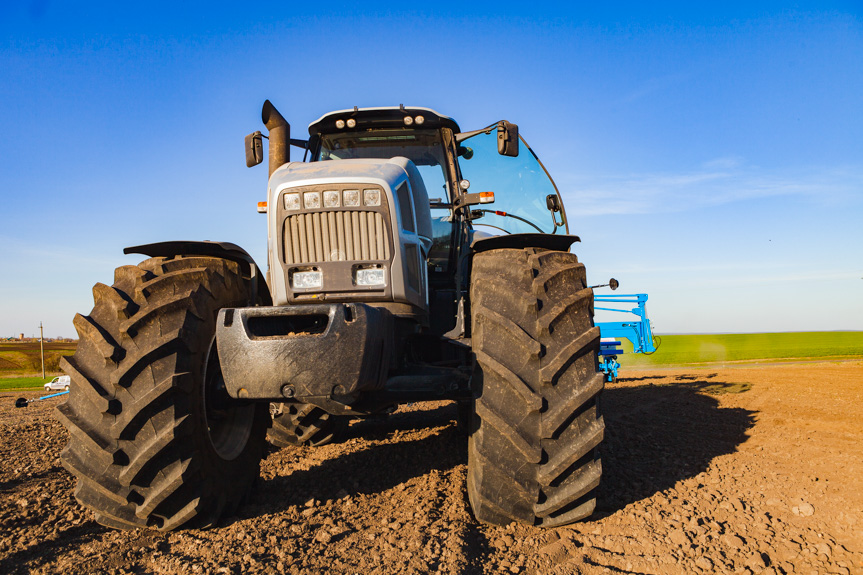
[283,211,391,264]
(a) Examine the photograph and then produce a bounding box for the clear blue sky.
[1,2,861,338]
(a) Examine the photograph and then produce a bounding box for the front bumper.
[216,303,392,401]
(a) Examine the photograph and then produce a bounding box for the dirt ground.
[1,360,861,574]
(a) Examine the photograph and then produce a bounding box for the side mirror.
[497,121,519,157]
[245,131,264,167]
[546,194,561,212]
[590,278,620,291]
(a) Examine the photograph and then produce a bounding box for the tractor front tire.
[57,256,269,531]
[268,402,348,448]
[468,248,605,527]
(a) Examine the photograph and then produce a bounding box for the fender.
[470,233,580,254]
[124,240,272,306]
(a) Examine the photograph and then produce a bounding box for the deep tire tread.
[119,415,191,484]
[72,313,123,364]
[54,403,116,456]
[537,416,604,485]
[539,327,601,386]
[59,356,111,413]
[534,459,602,517]
[92,282,138,322]
[474,349,542,410]
[268,403,347,448]
[57,255,268,531]
[472,307,542,359]
[468,248,604,528]
[541,372,604,437]
[474,401,542,462]
[110,373,189,437]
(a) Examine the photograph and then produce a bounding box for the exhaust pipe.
[262,100,289,177]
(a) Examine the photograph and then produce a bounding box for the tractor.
[57,101,605,531]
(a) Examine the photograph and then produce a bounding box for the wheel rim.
[202,337,256,460]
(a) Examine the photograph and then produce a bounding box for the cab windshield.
[457,131,564,235]
[315,129,454,272]
[315,130,450,200]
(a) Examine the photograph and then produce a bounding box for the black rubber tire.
[456,399,472,435]
[467,248,605,528]
[268,402,348,448]
[56,256,269,531]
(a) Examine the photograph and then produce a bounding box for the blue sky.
[1,2,861,337]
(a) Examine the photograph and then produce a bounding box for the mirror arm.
[256,134,308,148]
[590,278,620,291]
[454,122,499,143]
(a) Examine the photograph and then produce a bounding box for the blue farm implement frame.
[594,293,657,382]
[15,390,69,408]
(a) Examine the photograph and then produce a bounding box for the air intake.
[283,210,391,264]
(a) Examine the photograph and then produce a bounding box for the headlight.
[304,191,321,209]
[343,190,360,207]
[356,268,386,287]
[363,189,381,207]
[323,190,340,208]
[284,193,300,211]
[292,270,323,289]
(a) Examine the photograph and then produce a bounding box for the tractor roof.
[308,106,461,137]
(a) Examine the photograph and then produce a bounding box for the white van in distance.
[44,376,70,391]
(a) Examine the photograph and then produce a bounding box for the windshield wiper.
[470,209,544,233]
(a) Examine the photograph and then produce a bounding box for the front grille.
[283,210,391,264]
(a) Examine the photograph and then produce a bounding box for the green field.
[1,333,860,389]
[618,331,863,367]
[0,376,54,391]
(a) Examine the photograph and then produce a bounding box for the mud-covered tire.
[467,248,604,527]
[56,256,269,531]
[268,402,348,448]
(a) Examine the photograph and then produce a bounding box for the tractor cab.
[306,105,570,274]
[307,106,569,238]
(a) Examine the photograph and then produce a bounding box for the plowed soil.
[1,361,861,574]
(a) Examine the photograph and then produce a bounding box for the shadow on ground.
[254,376,754,523]
[253,403,464,512]
[597,375,756,514]
[0,519,109,575]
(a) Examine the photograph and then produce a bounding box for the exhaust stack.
[262,100,289,177]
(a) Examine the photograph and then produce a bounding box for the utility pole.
[39,322,45,380]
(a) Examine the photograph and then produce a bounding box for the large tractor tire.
[468,248,604,528]
[56,256,269,531]
[268,402,348,448]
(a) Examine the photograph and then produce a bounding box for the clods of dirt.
[1,361,861,574]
